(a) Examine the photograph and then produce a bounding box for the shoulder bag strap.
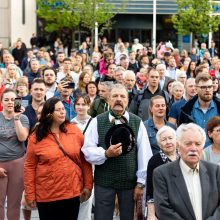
[83,118,93,135]
[50,131,81,170]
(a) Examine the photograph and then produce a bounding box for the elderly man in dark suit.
[153,123,220,220]
[156,63,172,92]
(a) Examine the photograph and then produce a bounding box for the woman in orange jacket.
[24,97,93,220]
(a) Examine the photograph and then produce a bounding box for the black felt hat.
[105,124,135,155]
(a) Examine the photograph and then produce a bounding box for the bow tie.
[109,110,128,124]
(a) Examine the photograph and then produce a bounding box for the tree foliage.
[172,0,220,35]
[36,0,81,32]
[36,0,116,36]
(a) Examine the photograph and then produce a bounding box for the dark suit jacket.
[161,76,172,92]
[153,159,220,220]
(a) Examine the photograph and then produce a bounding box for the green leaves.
[172,0,220,35]
[36,0,116,34]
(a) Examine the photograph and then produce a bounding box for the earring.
[47,113,52,118]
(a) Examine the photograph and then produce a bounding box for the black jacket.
[178,95,220,126]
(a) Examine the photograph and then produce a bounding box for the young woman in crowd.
[74,71,93,97]
[44,51,54,67]
[71,94,93,220]
[71,94,92,133]
[83,64,95,80]
[211,76,220,98]
[0,88,29,220]
[146,126,178,220]
[76,53,86,68]
[24,97,93,220]
[186,61,196,78]
[166,79,175,99]
[3,63,19,89]
[85,81,99,104]
[99,51,114,76]
[202,116,220,165]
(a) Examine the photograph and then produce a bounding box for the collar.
[146,85,160,94]
[194,99,215,110]
[160,76,165,81]
[109,111,129,124]
[159,150,179,163]
[46,83,57,92]
[180,158,199,173]
[71,116,91,125]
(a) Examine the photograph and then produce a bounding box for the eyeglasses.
[213,129,220,134]
[196,85,213,90]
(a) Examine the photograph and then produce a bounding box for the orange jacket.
[24,124,93,202]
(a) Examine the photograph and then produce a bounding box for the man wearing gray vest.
[82,84,152,220]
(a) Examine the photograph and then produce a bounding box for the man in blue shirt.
[178,73,220,147]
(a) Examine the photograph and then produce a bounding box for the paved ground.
[4,207,120,219]
[19,210,120,220]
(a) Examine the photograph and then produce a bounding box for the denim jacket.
[54,92,76,121]
[144,118,176,155]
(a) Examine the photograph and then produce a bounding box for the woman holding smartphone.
[0,88,29,220]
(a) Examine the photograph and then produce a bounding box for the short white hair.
[171,81,184,92]
[176,123,206,147]
[156,63,166,70]
[124,70,135,79]
[156,126,176,147]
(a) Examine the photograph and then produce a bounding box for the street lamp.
[95,22,98,48]
[152,0,157,54]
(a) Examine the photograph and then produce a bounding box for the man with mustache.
[82,84,152,220]
[153,123,220,220]
[178,73,220,147]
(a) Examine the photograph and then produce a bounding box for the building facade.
[1,0,219,49]
[0,0,36,48]
[109,0,178,45]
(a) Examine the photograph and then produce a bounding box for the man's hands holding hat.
[105,143,122,158]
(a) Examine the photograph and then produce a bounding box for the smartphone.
[64,82,75,89]
[14,98,22,112]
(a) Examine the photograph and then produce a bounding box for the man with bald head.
[169,78,197,125]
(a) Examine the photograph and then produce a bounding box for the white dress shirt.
[180,159,202,220]
[81,111,153,185]
[46,83,57,100]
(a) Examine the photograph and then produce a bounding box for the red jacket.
[24,124,93,202]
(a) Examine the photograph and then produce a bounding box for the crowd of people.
[0,35,220,220]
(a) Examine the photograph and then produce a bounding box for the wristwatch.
[136,182,145,189]
[14,116,20,121]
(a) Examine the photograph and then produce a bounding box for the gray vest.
[95,111,141,189]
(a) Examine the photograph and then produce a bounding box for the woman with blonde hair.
[74,71,92,97]
[44,51,54,67]
[3,63,20,89]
